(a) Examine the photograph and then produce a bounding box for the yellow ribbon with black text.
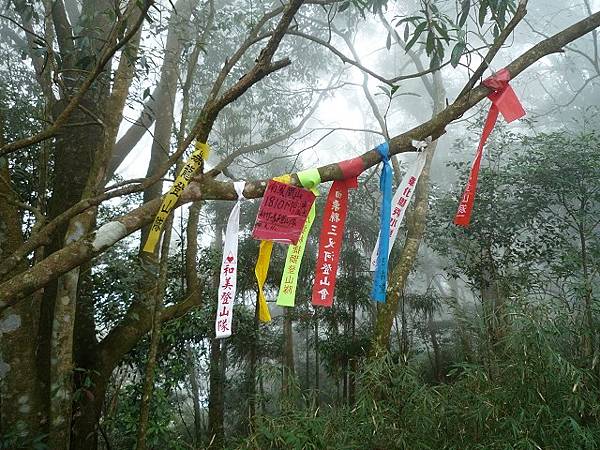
[143,141,210,253]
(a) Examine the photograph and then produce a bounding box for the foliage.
[244,306,600,450]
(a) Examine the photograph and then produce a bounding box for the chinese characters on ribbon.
[370,150,428,271]
[454,68,525,227]
[216,252,236,338]
[143,141,210,253]
[371,142,393,302]
[253,174,292,323]
[312,177,357,307]
[276,168,321,307]
[215,181,245,339]
[252,180,316,244]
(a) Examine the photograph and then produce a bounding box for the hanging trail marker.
[371,142,393,303]
[252,179,316,244]
[215,181,246,339]
[276,168,321,308]
[454,68,525,227]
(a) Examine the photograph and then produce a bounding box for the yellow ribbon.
[254,174,291,322]
[143,141,210,253]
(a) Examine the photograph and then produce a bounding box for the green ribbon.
[296,168,321,189]
[276,169,321,307]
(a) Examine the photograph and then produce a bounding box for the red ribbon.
[311,158,362,307]
[454,68,525,227]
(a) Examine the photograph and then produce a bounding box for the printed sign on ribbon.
[370,149,428,271]
[143,141,210,253]
[252,180,316,244]
[371,142,393,302]
[215,181,246,339]
[454,68,525,227]
[276,169,321,307]
[312,178,357,307]
[254,174,291,323]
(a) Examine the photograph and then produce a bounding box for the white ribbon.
[215,181,245,339]
[370,149,428,271]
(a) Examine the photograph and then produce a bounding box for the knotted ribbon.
[143,141,210,253]
[312,158,363,307]
[276,169,321,307]
[215,181,245,339]
[254,174,291,322]
[371,142,393,302]
[369,141,429,271]
[454,68,525,227]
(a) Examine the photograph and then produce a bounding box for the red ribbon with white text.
[454,68,525,227]
[312,157,363,307]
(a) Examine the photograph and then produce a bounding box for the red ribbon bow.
[454,68,525,227]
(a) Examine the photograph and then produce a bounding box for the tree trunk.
[401,291,409,356]
[188,345,203,447]
[246,294,260,431]
[314,318,320,403]
[282,309,295,396]
[348,296,356,405]
[208,338,224,448]
[208,215,225,448]
[427,311,443,382]
[371,143,437,356]
[371,69,446,357]
[305,323,310,393]
[135,220,172,450]
[0,139,45,442]
[578,223,594,359]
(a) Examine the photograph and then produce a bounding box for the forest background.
[1,0,600,449]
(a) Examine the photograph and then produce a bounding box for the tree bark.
[282,308,295,396]
[187,345,203,447]
[246,294,260,431]
[135,220,172,450]
[428,311,443,382]
[208,216,225,448]
[0,132,45,442]
[371,66,446,357]
[208,338,224,448]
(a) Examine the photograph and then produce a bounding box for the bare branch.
[457,0,528,98]
[0,0,154,157]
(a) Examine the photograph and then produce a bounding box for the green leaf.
[425,31,435,56]
[385,31,392,50]
[376,85,391,98]
[450,41,466,67]
[478,0,488,26]
[403,23,410,41]
[395,15,423,25]
[405,21,427,51]
[338,1,350,13]
[433,20,450,42]
[458,0,470,28]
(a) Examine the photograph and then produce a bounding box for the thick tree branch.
[0,0,153,157]
[107,84,163,180]
[2,6,600,306]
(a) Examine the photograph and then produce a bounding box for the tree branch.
[0,0,154,157]
[2,5,600,306]
[457,0,528,98]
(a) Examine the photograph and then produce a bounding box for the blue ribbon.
[371,142,392,302]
